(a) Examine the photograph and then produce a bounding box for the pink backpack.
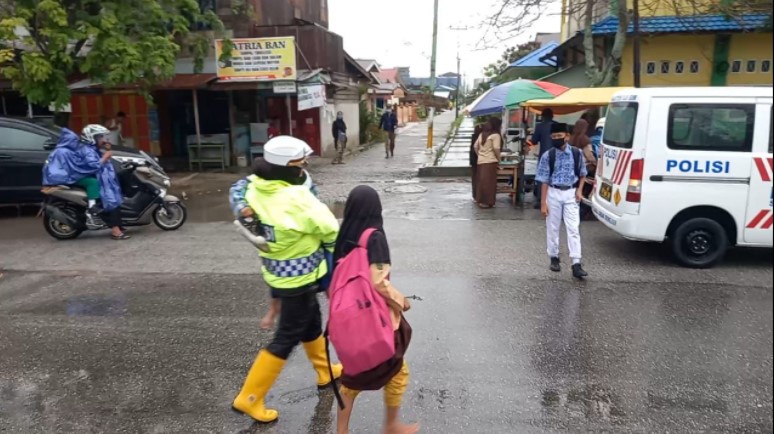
[327,228,396,377]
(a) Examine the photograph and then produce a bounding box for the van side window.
[668,104,755,152]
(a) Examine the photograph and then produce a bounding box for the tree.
[485,0,771,87]
[583,0,628,86]
[483,0,628,87]
[484,41,542,79]
[0,0,231,108]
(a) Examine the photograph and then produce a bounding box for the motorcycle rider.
[42,125,129,240]
[231,136,343,424]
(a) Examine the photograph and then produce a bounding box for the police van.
[592,87,773,268]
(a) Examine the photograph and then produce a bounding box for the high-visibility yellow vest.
[245,175,339,291]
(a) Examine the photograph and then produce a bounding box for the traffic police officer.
[232,136,342,423]
[535,122,589,278]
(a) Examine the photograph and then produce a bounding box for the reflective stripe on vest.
[263,248,324,278]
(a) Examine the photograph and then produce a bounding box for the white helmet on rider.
[81,124,110,145]
[264,136,312,167]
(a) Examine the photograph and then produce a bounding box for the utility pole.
[449,25,469,119]
[633,0,642,88]
[455,55,461,118]
[427,0,439,150]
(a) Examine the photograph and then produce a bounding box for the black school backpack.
[548,147,583,186]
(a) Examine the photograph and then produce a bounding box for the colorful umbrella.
[468,79,568,117]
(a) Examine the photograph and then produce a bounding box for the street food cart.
[520,87,631,207]
[521,87,630,115]
[467,79,570,205]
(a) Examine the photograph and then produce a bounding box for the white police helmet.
[81,124,110,144]
[264,136,310,167]
[596,117,606,131]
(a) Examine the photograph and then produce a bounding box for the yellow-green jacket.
[245,175,339,293]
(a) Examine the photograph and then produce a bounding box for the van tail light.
[626,159,644,203]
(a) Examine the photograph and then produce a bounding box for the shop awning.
[68,74,217,91]
[521,87,631,115]
[159,74,216,89]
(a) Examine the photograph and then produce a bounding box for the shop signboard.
[298,84,325,111]
[215,37,297,81]
[273,81,297,94]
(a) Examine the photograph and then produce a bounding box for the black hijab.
[333,185,385,264]
[252,157,304,185]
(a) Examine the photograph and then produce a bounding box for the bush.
[359,101,387,144]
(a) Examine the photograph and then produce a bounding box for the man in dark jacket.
[332,111,347,164]
[379,106,399,159]
[531,108,557,208]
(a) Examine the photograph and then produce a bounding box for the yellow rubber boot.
[232,350,285,423]
[302,336,343,388]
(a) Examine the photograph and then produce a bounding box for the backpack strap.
[324,328,346,410]
[549,147,583,184]
[572,147,582,180]
[357,228,378,249]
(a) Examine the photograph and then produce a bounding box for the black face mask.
[552,138,565,149]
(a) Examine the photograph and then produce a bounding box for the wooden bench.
[497,164,518,206]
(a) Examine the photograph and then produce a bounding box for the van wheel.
[670,218,728,268]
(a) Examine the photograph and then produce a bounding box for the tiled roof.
[377,68,400,83]
[510,41,559,68]
[592,13,771,35]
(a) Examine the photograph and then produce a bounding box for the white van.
[592,87,773,268]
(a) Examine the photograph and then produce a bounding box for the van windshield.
[603,102,638,149]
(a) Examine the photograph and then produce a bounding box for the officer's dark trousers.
[266,290,322,360]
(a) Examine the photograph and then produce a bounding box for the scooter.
[41,150,187,240]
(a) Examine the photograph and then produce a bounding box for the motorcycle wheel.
[44,207,83,240]
[153,202,187,231]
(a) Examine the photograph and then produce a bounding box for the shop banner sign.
[215,37,297,81]
[273,81,297,94]
[298,85,325,111]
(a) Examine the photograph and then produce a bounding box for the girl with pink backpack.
[329,186,418,434]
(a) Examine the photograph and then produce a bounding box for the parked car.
[0,117,145,204]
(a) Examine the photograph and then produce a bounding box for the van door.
[648,99,756,237]
[595,98,642,217]
[744,103,774,245]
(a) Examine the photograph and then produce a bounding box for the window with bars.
[690,61,700,74]
[660,61,671,74]
[747,60,758,73]
[675,61,685,74]
[762,60,771,73]
[732,60,742,73]
[194,0,217,30]
[646,62,657,75]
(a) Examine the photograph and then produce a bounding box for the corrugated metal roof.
[510,42,559,68]
[592,13,771,35]
[160,74,216,89]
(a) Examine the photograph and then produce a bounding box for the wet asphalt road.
[1,116,773,433]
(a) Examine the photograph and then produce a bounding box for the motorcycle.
[41,151,187,240]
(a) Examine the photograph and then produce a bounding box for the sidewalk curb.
[418,165,471,177]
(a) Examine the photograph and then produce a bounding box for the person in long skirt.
[474,118,502,208]
[469,124,484,201]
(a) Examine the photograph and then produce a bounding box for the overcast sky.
[328,0,561,82]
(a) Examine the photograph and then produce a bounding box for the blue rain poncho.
[42,129,124,211]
